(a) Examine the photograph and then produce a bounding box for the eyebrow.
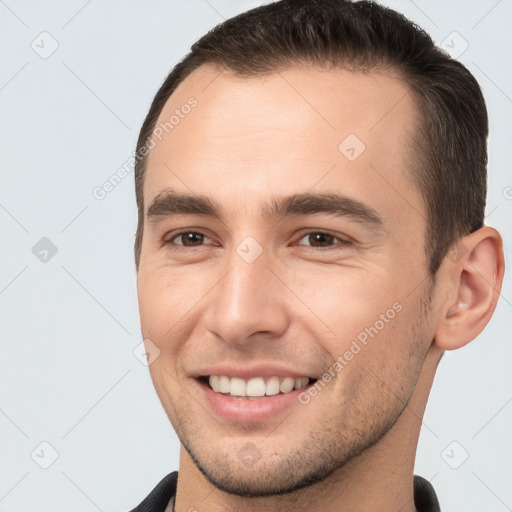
[146,187,384,230]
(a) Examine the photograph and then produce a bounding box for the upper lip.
[192,363,317,380]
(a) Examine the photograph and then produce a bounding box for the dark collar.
[129,471,441,512]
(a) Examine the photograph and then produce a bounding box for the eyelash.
[163,230,352,252]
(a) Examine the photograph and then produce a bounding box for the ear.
[434,226,505,351]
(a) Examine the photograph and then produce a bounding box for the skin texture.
[136,64,504,512]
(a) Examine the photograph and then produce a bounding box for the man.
[130,0,505,510]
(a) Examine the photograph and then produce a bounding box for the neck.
[174,345,442,512]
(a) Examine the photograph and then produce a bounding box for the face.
[136,64,437,496]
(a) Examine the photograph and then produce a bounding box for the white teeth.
[279,377,295,393]
[209,375,220,392]
[219,375,231,393]
[265,376,280,396]
[207,375,311,397]
[246,377,266,397]
[294,377,308,390]
[230,377,246,397]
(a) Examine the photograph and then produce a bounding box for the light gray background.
[0,1,511,511]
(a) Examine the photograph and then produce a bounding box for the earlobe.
[434,226,505,351]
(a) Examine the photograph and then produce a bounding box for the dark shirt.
[129,471,441,512]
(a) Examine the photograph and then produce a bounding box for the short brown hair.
[133,0,488,277]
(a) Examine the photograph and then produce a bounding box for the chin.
[179,430,371,498]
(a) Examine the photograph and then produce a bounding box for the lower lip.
[194,378,313,423]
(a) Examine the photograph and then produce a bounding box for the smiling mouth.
[200,375,317,399]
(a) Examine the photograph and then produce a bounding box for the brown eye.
[296,231,351,249]
[167,232,212,247]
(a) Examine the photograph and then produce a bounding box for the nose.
[202,241,290,346]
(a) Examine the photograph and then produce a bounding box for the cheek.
[137,273,179,351]
[330,312,425,424]
[362,301,429,393]
[137,274,165,340]
[137,267,189,325]
[300,269,421,395]
[136,265,216,356]
[293,266,401,343]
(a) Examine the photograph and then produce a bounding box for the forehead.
[143,64,424,231]
[148,64,418,157]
